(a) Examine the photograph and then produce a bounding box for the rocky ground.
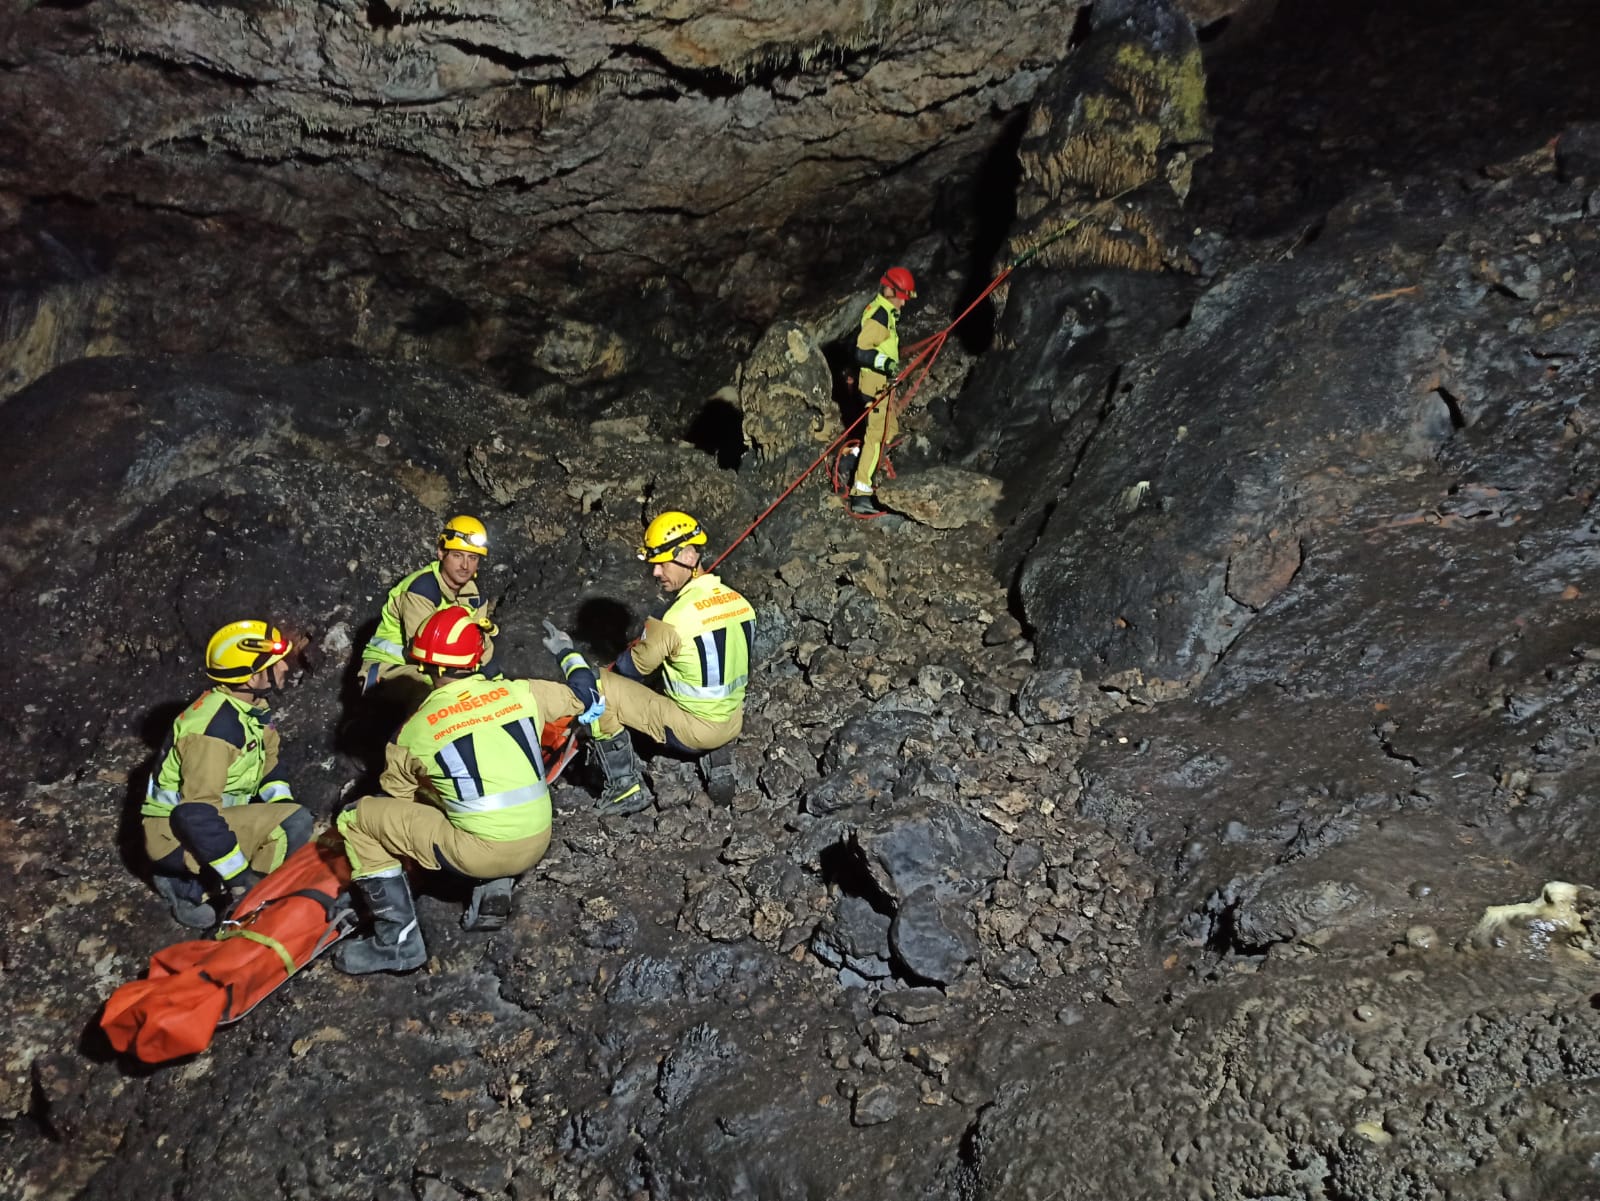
[4,3,1600,1201]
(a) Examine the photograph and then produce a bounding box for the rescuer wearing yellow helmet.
[534,510,755,816]
[335,607,559,972]
[848,265,917,515]
[142,620,314,928]
[359,514,498,711]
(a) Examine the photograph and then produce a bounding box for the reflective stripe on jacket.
[658,573,756,722]
[143,689,275,817]
[390,675,551,842]
[362,561,487,666]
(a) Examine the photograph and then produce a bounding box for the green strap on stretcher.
[216,927,298,977]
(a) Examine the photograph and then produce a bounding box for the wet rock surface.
[2,0,1244,395]
[4,4,1600,1201]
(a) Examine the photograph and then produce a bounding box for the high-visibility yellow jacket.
[381,674,551,842]
[144,689,285,816]
[143,688,291,880]
[623,573,755,723]
[362,561,492,668]
[855,293,900,398]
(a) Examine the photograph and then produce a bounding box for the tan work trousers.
[521,674,739,753]
[339,796,550,881]
[144,803,302,875]
[853,376,897,493]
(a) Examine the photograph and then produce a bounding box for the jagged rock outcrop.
[1005,0,1212,278]
[0,0,1240,399]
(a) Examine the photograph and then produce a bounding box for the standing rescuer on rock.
[359,514,497,711]
[335,607,558,973]
[849,265,917,516]
[538,511,756,816]
[142,621,314,929]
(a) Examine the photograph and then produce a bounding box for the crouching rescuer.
[335,607,554,974]
[142,621,314,928]
[536,511,755,816]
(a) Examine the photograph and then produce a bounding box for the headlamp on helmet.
[439,514,489,557]
[206,620,294,684]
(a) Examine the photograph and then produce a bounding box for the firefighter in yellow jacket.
[359,515,497,710]
[143,621,314,928]
[335,607,558,973]
[848,265,917,516]
[537,511,756,816]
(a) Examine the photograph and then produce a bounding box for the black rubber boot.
[593,728,653,816]
[700,745,737,805]
[462,876,515,932]
[151,873,217,930]
[334,874,428,975]
[849,491,884,516]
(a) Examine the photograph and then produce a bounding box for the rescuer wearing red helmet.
[334,606,566,972]
[848,265,917,515]
[142,620,314,928]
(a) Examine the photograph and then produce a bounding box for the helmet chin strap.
[235,660,287,701]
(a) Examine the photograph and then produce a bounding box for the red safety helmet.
[410,606,485,670]
[880,266,917,301]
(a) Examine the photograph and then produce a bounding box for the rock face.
[969,0,1600,683]
[878,466,1002,528]
[1,0,1167,394]
[1005,0,1212,276]
[8,4,1600,1201]
[738,321,839,482]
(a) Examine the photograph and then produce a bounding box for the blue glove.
[541,620,574,658]
[555,643,604,728]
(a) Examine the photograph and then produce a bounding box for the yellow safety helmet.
[438,514,488,556]
[637,510,707,564]
[206,620,293,684]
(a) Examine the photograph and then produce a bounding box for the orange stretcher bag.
[101,831,355,1062]
[102,717,580,1063]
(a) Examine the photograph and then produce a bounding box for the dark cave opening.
[574,596,637,663]
[818,840,896,918]
[399,291,474,337]
[1433,385,1467,431]
[365,1,401,30]
[942,111,1027,358]
[682,398,746,471]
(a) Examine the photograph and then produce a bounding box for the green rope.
[216,927,298,977]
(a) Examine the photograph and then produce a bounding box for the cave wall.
[1,0,1102,395]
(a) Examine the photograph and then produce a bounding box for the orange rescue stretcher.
[101,716,580,1064]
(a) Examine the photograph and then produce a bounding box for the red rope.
[710,265,1014,570]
